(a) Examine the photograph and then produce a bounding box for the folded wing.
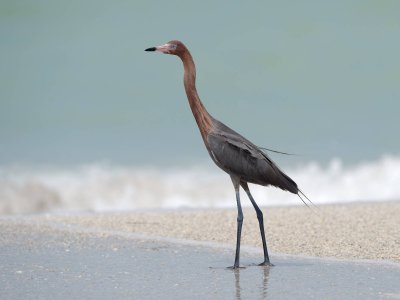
[207,129,298,194]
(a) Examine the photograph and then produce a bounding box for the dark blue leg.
[241,182,273,266]
[230,176,243,269]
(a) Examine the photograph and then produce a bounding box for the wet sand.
[45,201,400,262]
[1,206,400,299]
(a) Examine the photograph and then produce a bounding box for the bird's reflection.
[234,269,241,300]
[261,266,271,298]
[233,265,271,300]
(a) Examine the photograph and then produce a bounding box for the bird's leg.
[241,182,273,266]
[233,189,244,268]
[230,176,243,269]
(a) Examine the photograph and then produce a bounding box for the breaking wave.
[1,155,399,214]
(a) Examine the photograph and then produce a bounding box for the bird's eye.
[170,44,177,50]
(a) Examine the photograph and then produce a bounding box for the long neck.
[180,51,213,141]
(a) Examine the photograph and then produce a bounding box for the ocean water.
[1,155,399,214]
[1,1,399,213]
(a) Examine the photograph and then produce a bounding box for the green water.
[1,0,399,166]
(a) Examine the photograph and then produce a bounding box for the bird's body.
[207,120,298,193]
[146,40,308,268]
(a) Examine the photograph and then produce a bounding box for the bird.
[145,40,311,268]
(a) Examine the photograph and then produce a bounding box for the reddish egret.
[145,40,311,268]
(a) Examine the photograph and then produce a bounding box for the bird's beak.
[145,43,171,54]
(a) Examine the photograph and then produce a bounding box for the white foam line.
[2,155,400,214]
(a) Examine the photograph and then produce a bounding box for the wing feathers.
[207,131,298,194]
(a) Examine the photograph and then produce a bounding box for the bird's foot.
[258,261,274,267]
[227,265,245,270]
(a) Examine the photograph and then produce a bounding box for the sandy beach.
[52,201,400,262]
[1,201,400,299]
[3,201,398,263]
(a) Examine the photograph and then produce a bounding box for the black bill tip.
[145,47,156,52]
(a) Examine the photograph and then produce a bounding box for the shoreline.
[2,221,399,300]
[1,201,399,263]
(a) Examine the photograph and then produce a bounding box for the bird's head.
[145,40,186,57]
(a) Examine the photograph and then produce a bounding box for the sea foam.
[0,155,399,214]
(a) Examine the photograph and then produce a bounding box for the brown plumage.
[145,40,310,268]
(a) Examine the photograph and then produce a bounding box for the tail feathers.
[263,152,298,194]
[279,171,298,194]
[298,189,317,208]
[277,169,319,213]
[270,161,318,212]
